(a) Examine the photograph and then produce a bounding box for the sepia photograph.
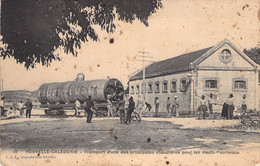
[0,0,259,165]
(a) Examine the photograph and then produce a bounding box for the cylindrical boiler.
[37,78,124,104]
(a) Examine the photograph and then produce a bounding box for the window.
[136,85,140,94]
[219,49,232,63]
[148,82,153,93]
[155,81,160,93]
[205,80,218,89]
[131,86,134,94]
[233,78,247,91]
[180,78,188,92]
[170,80,177,92]
[162,80,168,93]
[234,81,246,89]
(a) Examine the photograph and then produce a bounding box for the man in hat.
[25,99,33,118]
[226,94,234,120]
[172,96,179,117]
[241,95,247,115]
[85,95,94,123]
[126,96,135,123]
[208,93,215,119]
[199,95,207,119]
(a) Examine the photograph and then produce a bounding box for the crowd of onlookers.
[198,93,248,120]
[1,99,33,118]
[104,93,249,121]
[1,92,248,122]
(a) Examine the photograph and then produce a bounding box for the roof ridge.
[130,45,214,81]
[155,46,214,64]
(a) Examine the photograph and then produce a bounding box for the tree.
[1,0,162,69]
[243,47,260,65]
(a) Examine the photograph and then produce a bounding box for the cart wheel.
[44,109,50,115]
[58,109,65,115]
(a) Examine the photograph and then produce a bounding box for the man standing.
[0,97,4,117]
[74,99,81,117]
[107,97,114,117]
[126,96,135,123]
[199,95,207,119]
[25,99,33,118]
[208,94,215,119]
[172,96,179,117]
[136,95,144,118]
[226,94,234,120]
[154,97,159,117]
[18,101,24,117]
[85,95,94,123]
[241,95,247,115]
[166,97,171,118]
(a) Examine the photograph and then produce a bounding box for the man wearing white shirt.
[75,99,81,117]
[17,101,24,116]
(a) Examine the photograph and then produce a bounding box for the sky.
[1,0,259,91]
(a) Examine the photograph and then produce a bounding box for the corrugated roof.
[130,46,213,81]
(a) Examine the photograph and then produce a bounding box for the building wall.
[196,43,259,111]
[129,42,260,113]
[200,43,253,68]
[196,70,258,112]
[129,72,191,113]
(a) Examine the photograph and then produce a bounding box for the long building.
[129,39,260,114]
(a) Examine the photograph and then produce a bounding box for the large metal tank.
[37,78,124,104]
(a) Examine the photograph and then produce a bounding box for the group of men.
[113,95,181,119]
[3,99,33,118]
[198,93,247,120]
[106,95,136,124]
[74,94,137,124]
[166,96,180,117]
[143,96,180,118]
[74,92,248,122]
[74,95,94,123]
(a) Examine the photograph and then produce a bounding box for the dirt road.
[1,117,259,151]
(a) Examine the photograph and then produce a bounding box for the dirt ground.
[0,115,259,151]
[1,114,260,166]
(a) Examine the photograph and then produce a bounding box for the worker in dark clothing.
[226,94,234,120]
[241,94,247,115]
[221,102,228,119]
[85,95,94,123]
[145,102,152,112]
[126,96,135,123]
[25,99,33,118]
[118,95,126,124]
[144,102,152,117]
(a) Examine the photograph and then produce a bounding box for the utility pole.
[136,49,153,102]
